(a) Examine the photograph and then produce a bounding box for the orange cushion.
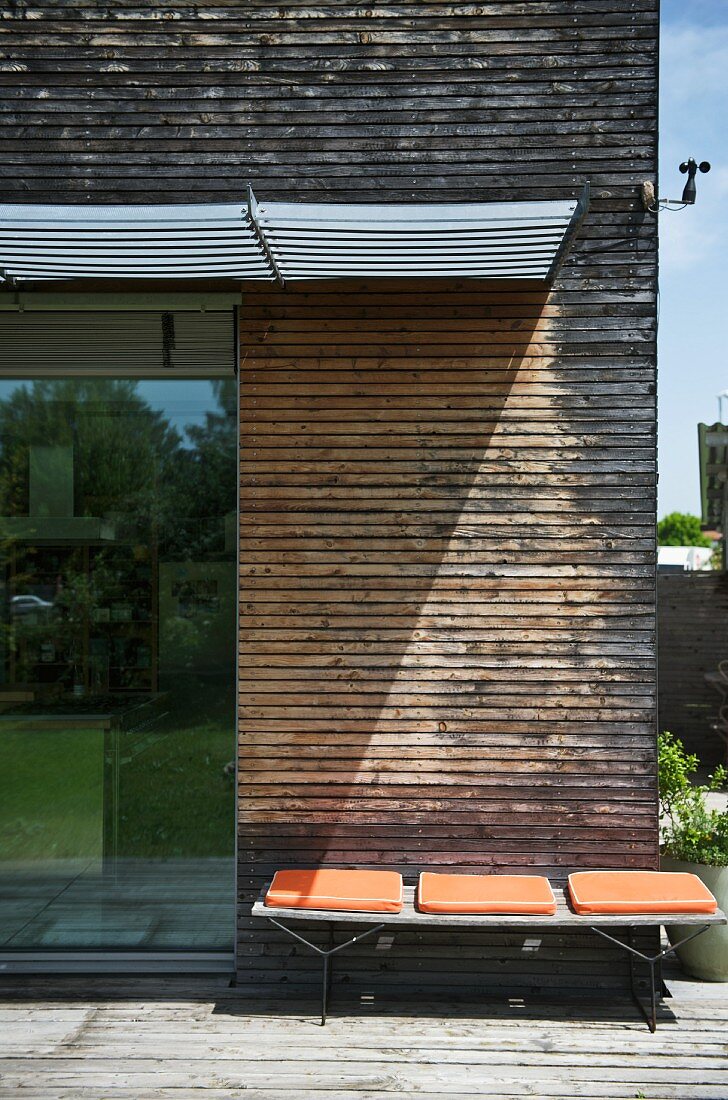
[264,869,403,913]
[568,871,718,915]
[417,872,557,915]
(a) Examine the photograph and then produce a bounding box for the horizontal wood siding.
[658,572,728,766]
[0,0,659,990]
[230,1,658,992]
[2,1,657,209]
[238,272,658,991]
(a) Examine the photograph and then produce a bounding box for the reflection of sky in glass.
[0,379,223,449]
[137,381,221,448]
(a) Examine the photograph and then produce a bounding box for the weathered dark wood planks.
[3,972,728,1099]
[658,572,728,766]
[2,1,658,209]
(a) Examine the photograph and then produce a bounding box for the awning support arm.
[545,181,590,286]
[247,184,285,288]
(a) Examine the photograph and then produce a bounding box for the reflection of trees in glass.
[0,377,236,554]
[0,378,237,693]
[162,378,237,560]
[7,550,74,687]
[0,380,182,687]
[0,378,182,529]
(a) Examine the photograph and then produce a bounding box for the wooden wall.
[2,1,657,208]
[237,273,658,994]
[658,572,728,767]
[0,0,659,993]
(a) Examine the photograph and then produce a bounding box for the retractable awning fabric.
[0,184,589,286]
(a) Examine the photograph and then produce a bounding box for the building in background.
[655,424,728,767]
[658,545,715,572]
[699,422,728,569]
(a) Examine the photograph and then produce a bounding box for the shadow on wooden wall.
[238,278,653,858]
[236,278,656,991]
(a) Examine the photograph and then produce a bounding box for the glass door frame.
[0,293,241,972]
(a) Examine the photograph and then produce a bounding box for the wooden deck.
[1,967,726,1099]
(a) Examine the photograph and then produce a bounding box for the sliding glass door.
[0,375,236,954]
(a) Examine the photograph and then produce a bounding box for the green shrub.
[657,512,713,547]
[658,731,728,866]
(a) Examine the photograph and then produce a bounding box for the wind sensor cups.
[679,158,711,205]
[644,158,711,213]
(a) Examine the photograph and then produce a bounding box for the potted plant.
[658,731,728,980]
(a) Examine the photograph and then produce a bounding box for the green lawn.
[0,726,105,860]
[116,712,235,858]
[0,688,235,863]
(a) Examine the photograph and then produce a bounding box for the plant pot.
[661,854,728,981]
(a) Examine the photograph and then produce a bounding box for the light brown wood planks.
[237,272,658,991]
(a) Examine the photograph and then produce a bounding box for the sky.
[657,0,728,518]
[0,378,219,449]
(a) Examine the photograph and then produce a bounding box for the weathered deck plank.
[1,974,726,1100]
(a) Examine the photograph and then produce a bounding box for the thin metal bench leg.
[648,956,657,1033]
[321,951,330,1026]
[628,929,657,1033]
[266,917,385,1027]
[593,924,711,1033]
[321,922,335,1026]
[633,956,658,1034]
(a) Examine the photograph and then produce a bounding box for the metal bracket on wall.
[545,181,590,285]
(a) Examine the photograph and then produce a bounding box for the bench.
[252,870,727,1031]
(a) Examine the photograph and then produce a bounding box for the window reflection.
[0,378,236,952]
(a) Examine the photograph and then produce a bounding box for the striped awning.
[0,202,273,282]
[0,185,589,286]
